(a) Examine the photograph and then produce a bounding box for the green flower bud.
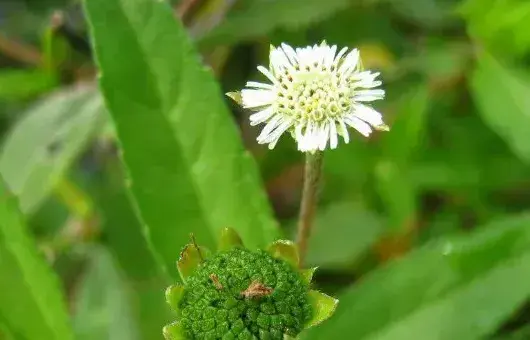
[164,229,337,340]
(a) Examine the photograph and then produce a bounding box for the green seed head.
[164,229,338,340]
[179,248,311,340]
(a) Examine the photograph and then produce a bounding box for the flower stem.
[296,151,323,267]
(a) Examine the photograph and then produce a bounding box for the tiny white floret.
[227,41,389,152]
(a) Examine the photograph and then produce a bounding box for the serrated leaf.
[72,247,139,340]
[306,290,339,328]
[470,53,530,163]
[0,86,105,214]
[83,0,279,280]
[198,0,351,46]
[267,240,299,268]
[305,214,530,340]
[0,179,73,340]
[218,227,244,252]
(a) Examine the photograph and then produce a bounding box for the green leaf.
[177,244,212,283]
[165,285,185,313]
[198,0,351,46]
[461,0,530,57]
[83,0,279,279]
[0,69,57,100]
[306,202,383,268]
[385,0,454,28]
[72,247,139,340]
[300,267,317,285]
[376,85,430,231]
[305,214,530,340]
[381,85,430,164]
[87,159,173,339]
[163,322,185,340]
[218,227,244,252]
[0,86,105,214]
[470,53,530,163]
[267,240,299,268]
[492,323,530,340]
[305,290,339,328]
[0,179,73,340]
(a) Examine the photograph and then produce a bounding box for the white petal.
[265,119,292,146]
[354,89,385,102]
[257,115,282,142]
[318,124,330,150]
[324,45,337,69]
[353,79,382,89]
[281,43,298,65]
[339,49,360,76]
[333,47,348,67]
[301,123,317,151]
[329,120,338,149]
[249,107,275,126]
[241,89,275,108]
[338,119,350,144]
[246,81,273,90]
[270,47,293,74]
[353,104,384,127]
[344,116,372,137]
[352,71,380,81]
[257,65,278,84]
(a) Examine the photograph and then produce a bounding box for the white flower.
[227,41,389,152]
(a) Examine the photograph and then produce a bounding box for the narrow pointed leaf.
[305,214,530,340]
[198,0,351,46]
[83,0,279,280]
[300,267,317,285]
[72,247,138,340]
[470,53,530,163]
[165,285,185,313]
[226,92,242,105]
[0,179,73,340]
[306,290,339,328]
[163,322,185,340]
[177,244,211,283]
[218,227,244,252]
[267,240,299,268]
[0,86,105,213]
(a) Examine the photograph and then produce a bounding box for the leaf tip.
[306,290,339,328]
[218,227,244,251]
[267,240,300,268]
[226,91,242,105]
[163,322,185,340]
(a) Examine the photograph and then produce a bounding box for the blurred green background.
[2,0,530,339]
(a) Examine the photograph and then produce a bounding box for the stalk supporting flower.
[227,41,389,152]
[296,151,323,266]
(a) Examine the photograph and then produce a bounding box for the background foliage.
[1,0,530,339]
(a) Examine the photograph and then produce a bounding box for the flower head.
[163,229,338,340]
[227,41,389,152]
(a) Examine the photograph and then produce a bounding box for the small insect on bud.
[209,274,223,290]
[240,280,274,299]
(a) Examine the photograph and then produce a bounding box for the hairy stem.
[296,151,323,267]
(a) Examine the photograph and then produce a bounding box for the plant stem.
[296,151,323,267]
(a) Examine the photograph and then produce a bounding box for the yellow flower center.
[274,70,352,123]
